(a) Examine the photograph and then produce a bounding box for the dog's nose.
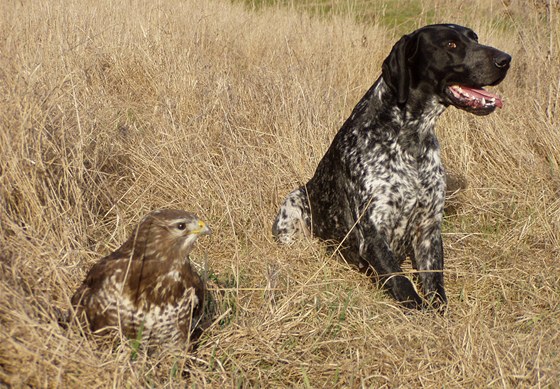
[494,53,511,69]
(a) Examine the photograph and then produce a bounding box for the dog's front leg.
[361,231,424,309]
[414,222,447,308]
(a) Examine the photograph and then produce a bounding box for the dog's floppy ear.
[381,32,420,105]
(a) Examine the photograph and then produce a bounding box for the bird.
[70,209,211,345]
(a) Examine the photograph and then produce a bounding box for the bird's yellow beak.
[193,220,211,235]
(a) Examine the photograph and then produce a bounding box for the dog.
[272,24,511,309]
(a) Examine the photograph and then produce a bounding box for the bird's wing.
[70,253,131,306]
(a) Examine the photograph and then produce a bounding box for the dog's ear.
[381,33,420,105]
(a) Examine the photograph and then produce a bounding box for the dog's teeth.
[481,97,486,105]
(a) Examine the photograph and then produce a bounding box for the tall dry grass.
[0,0,558,387]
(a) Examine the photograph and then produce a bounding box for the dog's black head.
[382,24,511,115]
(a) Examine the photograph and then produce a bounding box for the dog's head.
[382,24,511,115]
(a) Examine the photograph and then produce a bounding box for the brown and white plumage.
[71,209,211,344]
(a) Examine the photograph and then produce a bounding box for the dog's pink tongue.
[461,86,503,108]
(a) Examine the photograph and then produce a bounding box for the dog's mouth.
[445,85,504,116]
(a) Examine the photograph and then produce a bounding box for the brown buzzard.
[71,209,211,345]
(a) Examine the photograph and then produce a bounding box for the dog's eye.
[447,41,457,49]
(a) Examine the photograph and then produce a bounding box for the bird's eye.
[177,223,186,231]
[447,41,457,49]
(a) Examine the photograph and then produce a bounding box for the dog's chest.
[358,138,444,251]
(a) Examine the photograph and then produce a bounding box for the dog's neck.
[347,76,445,158]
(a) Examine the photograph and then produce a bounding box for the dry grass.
[1,0,559,387]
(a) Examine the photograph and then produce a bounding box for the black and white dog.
[272,24,511,309]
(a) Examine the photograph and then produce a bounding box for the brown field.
[1,0,559,387]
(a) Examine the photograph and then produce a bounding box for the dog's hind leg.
[272,187,311,244]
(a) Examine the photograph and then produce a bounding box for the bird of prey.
[70,209,211,345]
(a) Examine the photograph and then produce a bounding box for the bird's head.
[135,209,211,259]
